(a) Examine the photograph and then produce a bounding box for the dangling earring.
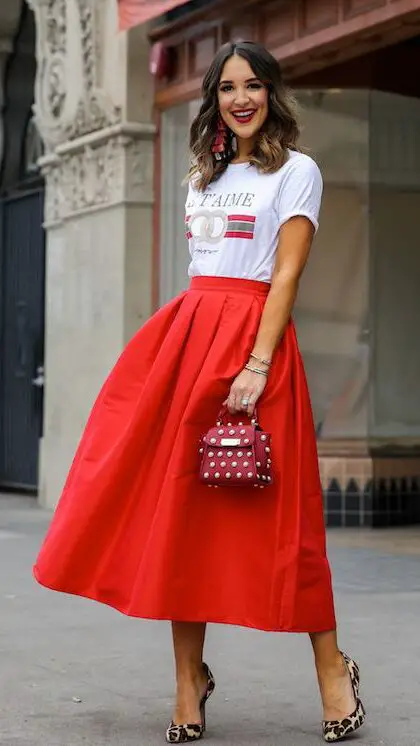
[212,116,227,160]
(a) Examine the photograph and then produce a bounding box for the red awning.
[118,0,188,31]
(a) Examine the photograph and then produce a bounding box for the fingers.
[246,398,256,418]
[227,389,241,414]
[228,389,257,416]
[226,371,267,416]
[226,391,243,414]
[225,391,236,414]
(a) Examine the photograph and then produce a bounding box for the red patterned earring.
[212,116,227,160]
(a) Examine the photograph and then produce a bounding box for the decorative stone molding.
[23,116,45,174]
[39,122,156,226]
[27,0,122,150]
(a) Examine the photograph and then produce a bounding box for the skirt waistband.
[189,276,270,296]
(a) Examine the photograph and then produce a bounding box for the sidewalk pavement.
[1,494,420,746]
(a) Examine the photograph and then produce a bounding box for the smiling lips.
[231,109,257,124]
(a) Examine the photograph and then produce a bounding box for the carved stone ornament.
[40,123,155,225]
[27,0,122,150]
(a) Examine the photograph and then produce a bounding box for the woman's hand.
[224,368,267,418]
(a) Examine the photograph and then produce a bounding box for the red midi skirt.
[34,276,336,632]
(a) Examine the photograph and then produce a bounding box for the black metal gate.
[0,188,45,491]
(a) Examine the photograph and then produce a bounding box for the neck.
[236,136,257,161]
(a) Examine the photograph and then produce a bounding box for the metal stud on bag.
[198,406,273,488]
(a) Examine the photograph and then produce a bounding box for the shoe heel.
[322,652,366,743]
[165,662,215,743]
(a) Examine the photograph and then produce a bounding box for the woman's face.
[217,55,269,142]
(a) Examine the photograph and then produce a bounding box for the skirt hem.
[33,566,336,635]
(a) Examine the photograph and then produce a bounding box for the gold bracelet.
[245,364,268,377]
[249,352,271,367]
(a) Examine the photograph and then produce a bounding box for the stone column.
[27,0,155,508]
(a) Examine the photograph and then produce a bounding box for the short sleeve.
[276,155,323,233]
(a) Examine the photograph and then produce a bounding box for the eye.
[248,82,264,90]
[219,84,233,93]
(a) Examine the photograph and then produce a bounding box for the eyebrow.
[219,77,261,85]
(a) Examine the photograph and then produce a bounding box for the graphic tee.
[186,150,322,283]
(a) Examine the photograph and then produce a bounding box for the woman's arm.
[226,215,315,416]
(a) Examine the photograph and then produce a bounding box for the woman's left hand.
[224,368,267,418]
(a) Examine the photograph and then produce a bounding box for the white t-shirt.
[185,150,322,283]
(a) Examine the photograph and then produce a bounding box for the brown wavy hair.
[189,41,300,191]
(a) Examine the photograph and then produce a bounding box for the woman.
[34,41,366,744]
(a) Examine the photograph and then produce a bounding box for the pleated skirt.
[34,276,336,632]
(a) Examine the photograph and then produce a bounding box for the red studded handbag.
[198,408,273,488]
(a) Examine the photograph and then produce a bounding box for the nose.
[233,86,251,107]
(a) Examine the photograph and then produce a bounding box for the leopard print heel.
[165,663,215,743]
[322,652,366,742]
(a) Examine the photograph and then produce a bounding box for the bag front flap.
[203,424,256,447]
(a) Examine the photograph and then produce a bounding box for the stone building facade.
[25,0,156,507]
